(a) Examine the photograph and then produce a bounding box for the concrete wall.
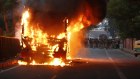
[0,36,21,61]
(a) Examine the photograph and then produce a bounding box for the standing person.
[89,38,93,48]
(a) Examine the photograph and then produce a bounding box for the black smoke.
[26,0,107,35]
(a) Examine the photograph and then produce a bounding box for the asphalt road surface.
[0,48,140,79]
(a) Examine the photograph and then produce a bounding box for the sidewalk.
[121,48,140,57]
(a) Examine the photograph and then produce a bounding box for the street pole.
[63,17,69,56]
[21,24,24,48]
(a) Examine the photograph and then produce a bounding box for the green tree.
[107,0,140,39]
[0,0,19,35]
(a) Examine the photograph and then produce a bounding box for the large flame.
[18,3,94,66]
[66,13,93,58]
[21,10,48,51]
[19,10,68,66]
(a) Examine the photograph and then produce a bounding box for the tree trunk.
[3,13,9,33]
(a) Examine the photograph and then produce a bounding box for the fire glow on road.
[18,58,70,67]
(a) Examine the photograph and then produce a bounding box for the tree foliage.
[107,0,140,39]
[0,0,18,14]
[0,0,19,35]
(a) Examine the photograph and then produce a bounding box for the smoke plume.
[26,0,106,35]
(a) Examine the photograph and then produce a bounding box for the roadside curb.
[0,59,18,69]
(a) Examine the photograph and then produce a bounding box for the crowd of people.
[84,38,120,49]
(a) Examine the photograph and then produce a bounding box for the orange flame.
[67,15,84,33]
[66,8,94,58]
[49,58,65,67]
[57,33,66,39]
[21,10,48,51]
[18,60,27,65]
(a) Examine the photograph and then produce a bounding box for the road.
[0,48,140,79]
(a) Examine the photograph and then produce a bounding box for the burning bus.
[17,0,107,65]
